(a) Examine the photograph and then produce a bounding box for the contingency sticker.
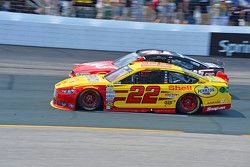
[106,85,115,109]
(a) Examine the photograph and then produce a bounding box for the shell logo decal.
[195,85,218,97]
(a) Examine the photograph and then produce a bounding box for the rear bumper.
[202,104,231,113]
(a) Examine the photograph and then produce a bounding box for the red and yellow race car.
[52,62,231,114]
[70,49,228,82]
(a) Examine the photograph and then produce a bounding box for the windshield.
[183,69,209,81]
[114,53,141,67]
[105,65,133,82]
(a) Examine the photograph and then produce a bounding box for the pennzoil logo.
[195,85,218,97]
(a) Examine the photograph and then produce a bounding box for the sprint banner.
[210,32,250,57]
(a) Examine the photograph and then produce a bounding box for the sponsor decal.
[85,75,100,82]
[207,98,225,105]
[219,86,229,93]
[57,101,67,107]
[106,93,115,99]
[106,102,113,107]
[106,85,115,109]
[195,85,218,97]
[106,99,114,104]
[220,98,225,104]
[168,85,192,91]
[164,100,176,106]
[165,93,178,99]
[106,85,114,91]
[63,78,81,84]
[207,106,226,111]
[68,104,75,109]
[60,89,75,94]
[210,33,250,57]
[207,101,220,105]
[76,73,90,76]
[193,70,204,76]
[141,62,171,68]
[195,70,215,76]
[204,72,215,76]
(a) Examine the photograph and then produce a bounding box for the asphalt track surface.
[0,45,250,167]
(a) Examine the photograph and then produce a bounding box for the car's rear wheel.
[77,89,102,111]
[177,94,201,114]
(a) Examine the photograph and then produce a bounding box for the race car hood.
[72,61,118,75]
[55,75,108,88]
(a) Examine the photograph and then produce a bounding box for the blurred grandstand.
[0,0,249,26]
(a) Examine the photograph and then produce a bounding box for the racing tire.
[177,94,201,115]
[77,89,102,111]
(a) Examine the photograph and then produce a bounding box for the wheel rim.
[180,95,198,113]
[82,91,98,109]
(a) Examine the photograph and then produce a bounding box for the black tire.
[77,89,102,111]
[177,94,201,114]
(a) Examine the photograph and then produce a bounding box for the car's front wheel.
[177,94,201,114]
[77,89,102,111]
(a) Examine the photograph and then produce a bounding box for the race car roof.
[129,61,183,72]
[136,49,197,60]
[136,49,209,67]
[136,49,175,56]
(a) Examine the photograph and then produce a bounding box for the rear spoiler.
[211,58,225,68]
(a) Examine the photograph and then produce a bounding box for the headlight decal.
[76,73,90,76]
[60,89,75,94]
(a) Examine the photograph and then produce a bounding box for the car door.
[112,70,168,111]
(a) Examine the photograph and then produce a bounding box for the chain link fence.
[0,0,249,26]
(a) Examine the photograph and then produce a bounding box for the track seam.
[0,66,68,71]
[7,75,14,90]
[0,124,183,133]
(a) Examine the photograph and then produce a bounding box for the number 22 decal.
[126,86,160,103]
